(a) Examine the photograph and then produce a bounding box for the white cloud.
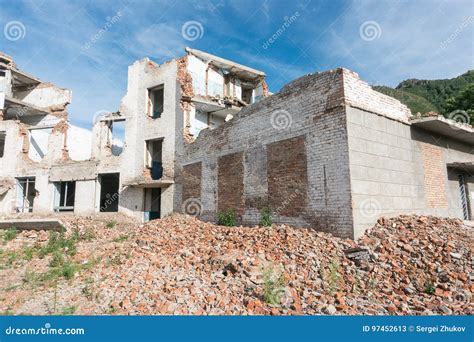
[129,23,187,62]
[317,0,474,86]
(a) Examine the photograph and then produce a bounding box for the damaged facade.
[0,52,91,215]
[0,49,472,238]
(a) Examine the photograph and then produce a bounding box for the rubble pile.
[0,214,472,315]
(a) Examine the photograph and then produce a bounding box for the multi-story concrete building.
[0,52,91,215]
[0,48,472,238]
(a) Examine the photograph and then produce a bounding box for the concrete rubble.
[0,214,471,315]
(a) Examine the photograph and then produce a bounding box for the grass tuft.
[262,265,285,305]
[260,207,273,227]
[3,227,18,242]
[217,209,237,227]
[106,221,117,229]
[112,235,128,243]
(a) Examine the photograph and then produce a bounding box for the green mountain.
[373,70,474,116]
[372,86,438,114]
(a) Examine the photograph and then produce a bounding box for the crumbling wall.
[177,56,194,144]
[14,83,72,109]
[0,54,99,216]
[342,69,412,123]
[112,57,181,220]
[178,68,354,237]
[0,121,22,213]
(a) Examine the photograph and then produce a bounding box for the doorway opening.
[99,173,120,212]
[144,188,161,221]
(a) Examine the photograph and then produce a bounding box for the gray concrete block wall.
[347,106,474,238]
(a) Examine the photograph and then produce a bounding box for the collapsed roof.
[185,47,265,81]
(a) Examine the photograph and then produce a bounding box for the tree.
[445,83,474,125]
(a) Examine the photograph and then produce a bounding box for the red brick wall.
[421,143,448,208]
[217,152,244,215]
[267,136,308,217]
[182,162,202,201]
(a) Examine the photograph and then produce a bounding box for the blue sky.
[1,0,473,129]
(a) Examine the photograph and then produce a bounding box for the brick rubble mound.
[0,214,472,315]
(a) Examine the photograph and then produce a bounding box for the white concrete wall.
[189,106,208,137]
[207,67,224,97]
[186,54,260,102]
[112,57,181,220]
[15,84,72,108]
[0,121,20,215]
[74,180,96,214]
[187,55,206,95]
[28,128,52,162]
[67,125,92,161]
[0,69,12,97]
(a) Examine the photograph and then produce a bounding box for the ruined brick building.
[0,49,472,238]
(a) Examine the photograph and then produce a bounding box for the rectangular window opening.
[145,139,163,180]
[109,120,125,156]
[16,177,35,213]
[148,86,164,119]
[241,87,253,104]
[53,181,76,212]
